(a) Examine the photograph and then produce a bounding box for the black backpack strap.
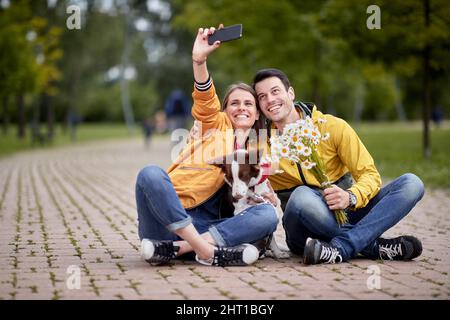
[296,101,314,117]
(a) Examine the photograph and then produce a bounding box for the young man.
[252,68,424,265]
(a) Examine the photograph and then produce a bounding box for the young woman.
[136,26,278,266]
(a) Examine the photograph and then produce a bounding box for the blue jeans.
[135,165,278,247]
[283,173,424,261]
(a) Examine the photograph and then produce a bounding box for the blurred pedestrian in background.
[142,116,155,149]
[165,89,191,132]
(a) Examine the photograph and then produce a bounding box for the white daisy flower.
[300,126,311,138]
[295,119,306,127]
[300,160,316,170]
[280,146,290,158]
[291,132,301,144]
[305,116,314,127]
[310,129,321,144]
[295,143,304,155]
[303,146,312,157]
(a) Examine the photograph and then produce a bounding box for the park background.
[0,0,449,187]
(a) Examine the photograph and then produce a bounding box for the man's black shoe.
[377,235,422,260]
[303,237,343,265]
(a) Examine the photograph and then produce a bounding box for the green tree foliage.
[172,0,449,124]
[0,0,62,138]
[320,0,450,157]
[172,0,396,119]
[0,1,38,98]
[321,0,450,111]
[50,0,174,124]
[1,0,449,143]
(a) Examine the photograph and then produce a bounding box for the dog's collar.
[256,174,269,185]
[248,162,271,188]
[255,162,271,185]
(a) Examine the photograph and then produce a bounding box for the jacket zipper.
[178,166,213,171]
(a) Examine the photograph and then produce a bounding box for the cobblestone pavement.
[0,137,449,300]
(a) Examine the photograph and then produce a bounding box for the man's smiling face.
[254,76,295,123]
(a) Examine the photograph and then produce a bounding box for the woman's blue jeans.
[135,165,278,247]
[283,173,424,260]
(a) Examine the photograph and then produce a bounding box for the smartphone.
[208,24,243,45]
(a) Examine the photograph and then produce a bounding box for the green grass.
[353,121,450,189]
[0,123,136,158]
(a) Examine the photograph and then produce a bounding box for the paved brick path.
[0,137,449,300]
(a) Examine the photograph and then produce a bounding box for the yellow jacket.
[167,83,233,209]
[268,105,381,210]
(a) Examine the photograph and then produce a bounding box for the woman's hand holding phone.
[192,25,224,65]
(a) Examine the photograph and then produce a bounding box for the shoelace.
[214,247,243,266]
[379,243,403,260]
[320,246,342,264]
[153,242,177,262]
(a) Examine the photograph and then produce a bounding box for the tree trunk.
[17,94,26,139]
[423,0,431,160]
[44,93,54,142]
[353,83,365,122]
[31,98,42,146]
[394,77,406,121]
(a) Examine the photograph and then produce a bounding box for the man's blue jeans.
[135,165,278,247]
[283,173,424,261]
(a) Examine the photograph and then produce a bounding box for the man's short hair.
[252,68,291,91]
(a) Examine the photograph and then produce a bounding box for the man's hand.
[192,25,223,64]
[259,180,280,207]
[323,185,349,210]
[260,192,279,207]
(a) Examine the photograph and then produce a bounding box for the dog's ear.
[207,155,227,168]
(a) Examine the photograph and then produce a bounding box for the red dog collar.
[257,162,271,185]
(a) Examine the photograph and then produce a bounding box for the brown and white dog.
[209,149,290,259]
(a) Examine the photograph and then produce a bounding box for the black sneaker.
[377,236,422,261]
[196,244,259,267]
[303,237,343,265]
[140,239,179,264]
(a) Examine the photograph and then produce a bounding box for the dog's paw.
[276,242,290,252]
[273,250,291,259]
[265,249,291,259]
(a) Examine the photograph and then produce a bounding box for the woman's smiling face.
[225,89,259,130]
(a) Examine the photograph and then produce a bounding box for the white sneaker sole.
[141,239,155,260]
[242,244,259,265]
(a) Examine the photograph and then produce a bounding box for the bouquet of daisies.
[269,116,348,226]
